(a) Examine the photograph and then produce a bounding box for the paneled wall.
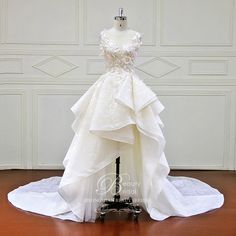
[0,0,236,170]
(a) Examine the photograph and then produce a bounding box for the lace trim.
[99,29,143,53]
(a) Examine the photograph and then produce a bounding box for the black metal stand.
[97,156,142,222]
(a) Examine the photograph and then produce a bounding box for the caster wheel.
[133,213,139,221]
[134,205,142,214]
[100,214,105,222]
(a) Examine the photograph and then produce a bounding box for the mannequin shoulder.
[99,28,107,38]
[100,28,140,38]
[128,30,142,44]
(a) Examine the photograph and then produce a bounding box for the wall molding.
[159,0,235,47]
[189,59,229,76]
[86,58,105,75]
[0,89,26,169]
[0,0,5,43]
[32,89,87,169]
[154,88,232,170]
[0,1,235,170]
[136,57,180,78]
[0,58,23,74]
[2,0,80,45]
[1,49,236,57]
[2,78,236,86]
[32,56,79,78]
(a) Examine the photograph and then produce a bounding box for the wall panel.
[0,0,235,169]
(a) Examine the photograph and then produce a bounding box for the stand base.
[97,194,142,222]
[97,156,142,222]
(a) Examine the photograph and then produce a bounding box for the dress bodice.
[99,29,142,73]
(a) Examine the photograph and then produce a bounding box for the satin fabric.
[8,29,224,222]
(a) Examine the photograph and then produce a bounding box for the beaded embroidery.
[99,29,142,73]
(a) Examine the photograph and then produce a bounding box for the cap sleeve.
[99,29,106,56]
[137,31,143,46]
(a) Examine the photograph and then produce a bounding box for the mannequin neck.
[113,19,128,31]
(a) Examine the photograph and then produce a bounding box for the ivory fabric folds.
[8,29,224,222]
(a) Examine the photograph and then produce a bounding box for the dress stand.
[97,156,142,221]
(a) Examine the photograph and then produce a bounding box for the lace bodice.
[99,29,142,73]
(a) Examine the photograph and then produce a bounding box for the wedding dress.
[8,29,224,222]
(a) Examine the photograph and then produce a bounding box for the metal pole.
[115,156,120,195]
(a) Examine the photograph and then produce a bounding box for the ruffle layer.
[71,72,165,145]
[7,72,224,222]
[57,72,170,221]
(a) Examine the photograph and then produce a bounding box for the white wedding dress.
[8,29,224,222]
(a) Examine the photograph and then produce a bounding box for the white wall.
[0,0,236,170]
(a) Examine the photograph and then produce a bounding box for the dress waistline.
[105,66,135,74]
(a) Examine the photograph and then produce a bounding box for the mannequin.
[104,8,138,46]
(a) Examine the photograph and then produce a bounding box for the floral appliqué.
[99,29,143,73]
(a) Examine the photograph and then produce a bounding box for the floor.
[0,170,235,236]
